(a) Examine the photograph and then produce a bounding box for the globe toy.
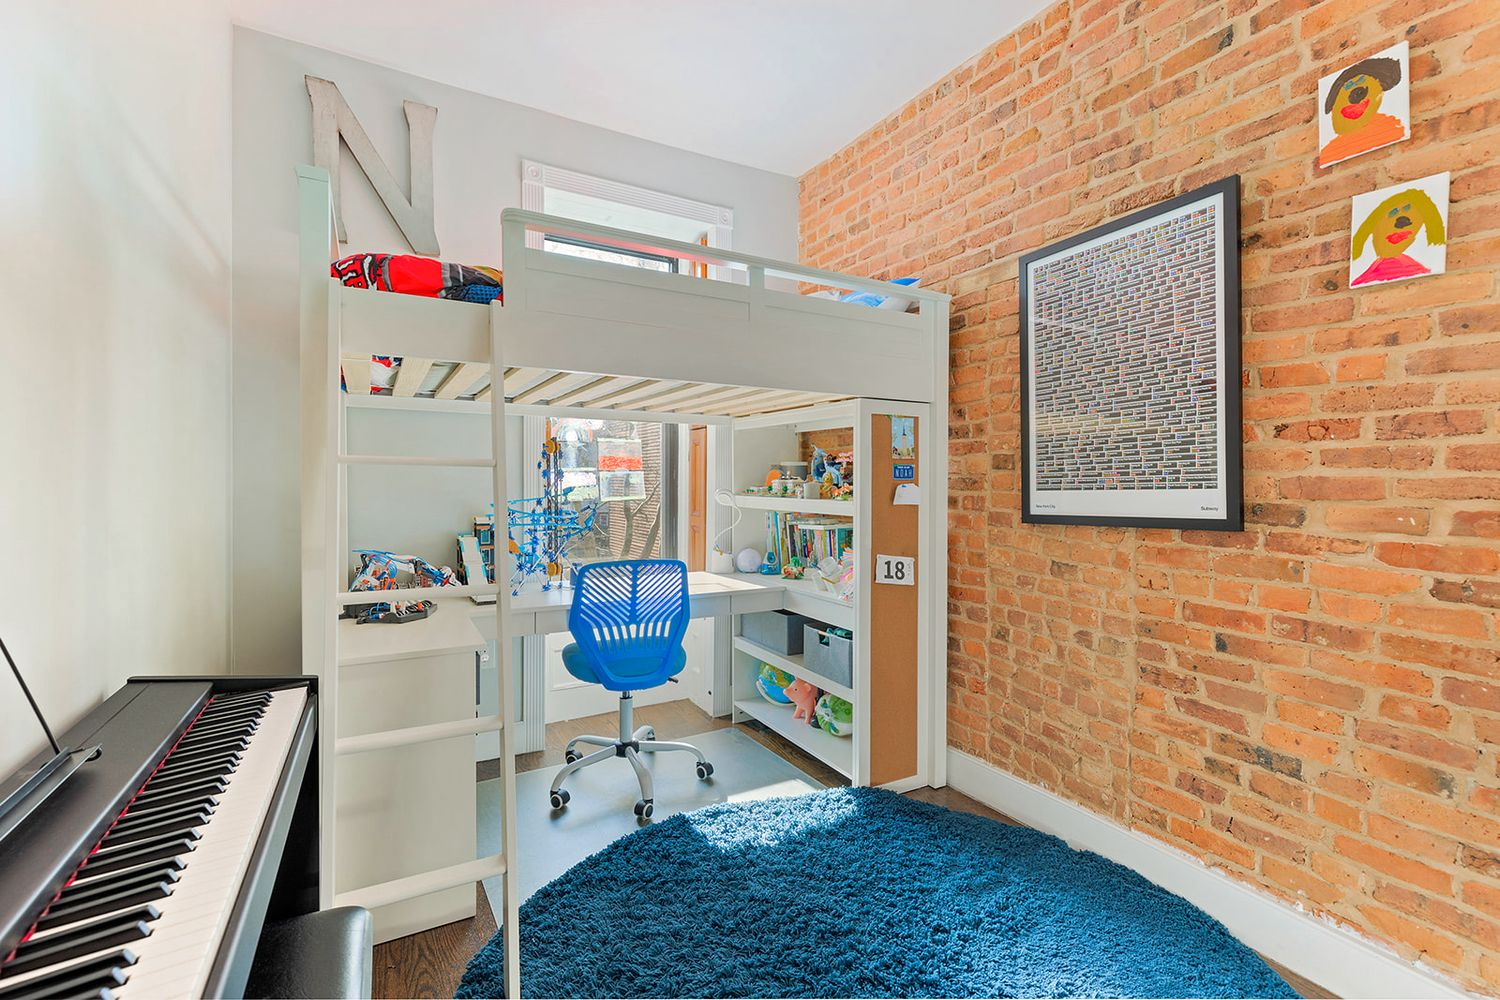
[814,694,855,737]
[755,662,795,704]
[735,547,763,574]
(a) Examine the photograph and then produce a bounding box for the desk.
[338,571,839,665]
[332,570,852,942]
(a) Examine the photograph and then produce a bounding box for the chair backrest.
[568,560,690,689]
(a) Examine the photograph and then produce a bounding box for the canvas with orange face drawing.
[1349,172,1448,289]
[1318,41,1411,168]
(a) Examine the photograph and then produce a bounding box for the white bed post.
[296,165,342,906]
[488,301,522,999]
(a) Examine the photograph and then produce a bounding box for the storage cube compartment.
[803,625,854,689]
[741,609,815,654]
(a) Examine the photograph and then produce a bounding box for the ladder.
[297,166,520,997]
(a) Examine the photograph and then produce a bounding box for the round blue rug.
[458,787,1296,998]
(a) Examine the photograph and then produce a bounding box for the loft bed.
[295,164,951,992]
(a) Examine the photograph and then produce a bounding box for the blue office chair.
[548,560,714,819]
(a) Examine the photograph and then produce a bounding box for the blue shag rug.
[458,788,1295,998]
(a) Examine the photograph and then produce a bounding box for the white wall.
[231,28,800,673]
[344,406,524,575]
[0,4,233,774]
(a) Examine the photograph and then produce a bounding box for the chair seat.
[562,642,686,691]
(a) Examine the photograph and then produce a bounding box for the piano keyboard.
[0,687,307,1000]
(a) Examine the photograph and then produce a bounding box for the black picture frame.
[1019,175,1242,531]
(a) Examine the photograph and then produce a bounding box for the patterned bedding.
[332,252,503,393]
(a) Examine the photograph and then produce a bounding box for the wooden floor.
[377,701,1333,1000]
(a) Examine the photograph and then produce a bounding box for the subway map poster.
[1019,176,1242,530]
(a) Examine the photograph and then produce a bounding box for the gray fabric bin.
[803,625,854,689]
[741,610,815,654]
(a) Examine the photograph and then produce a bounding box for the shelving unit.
[727,402,863,780]
[732,697,854,778]
[732,494,857,516]
[733,635,854,702]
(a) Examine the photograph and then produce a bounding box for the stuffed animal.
[785,678,820,723]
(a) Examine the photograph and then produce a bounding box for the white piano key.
[113,688,306,1000]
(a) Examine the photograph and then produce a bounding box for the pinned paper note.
[894,483,921,506]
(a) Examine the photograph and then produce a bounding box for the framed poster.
[1019,175,1242,531]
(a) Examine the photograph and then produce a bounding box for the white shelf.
[733,494,856,516]
[734,698,853,778]
[777,576,855,630]
[733,636,855,702]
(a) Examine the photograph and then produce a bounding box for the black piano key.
[189,704,263,726]
[148,753,242,783]
[91,829,200,863]
[67,855,186,892]
[53,867,179,910]
[205,692,271,710]
[0,966,126,1000]
[78,839,193,879]
[208,689,273,704]
[110,797,216,831]
[172,720,257,745]
[4,919,152,977]
[115,792,219,827]
[140,766,238,797]
[167,734,248,756]
[21,904,159,950]
[35,880,174,934]
[130,779,227,809]
[100,811,210,849]
[0,950,136,1000]
[193,705,265,726]
[180,714,259,737]
[153,747,242,772]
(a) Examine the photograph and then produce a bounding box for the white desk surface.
[338,571,843,667]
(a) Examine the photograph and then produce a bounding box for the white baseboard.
[879,773,929,794]
[946,750,1477,1000]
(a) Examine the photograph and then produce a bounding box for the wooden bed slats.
[436,362,489,400]
[342,355,372,395]
[346,357,845,418]
[392,358,434,397]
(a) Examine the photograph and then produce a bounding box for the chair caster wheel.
[564,749,581,764]
[634,799,654,819]
[696,761,715,780]
[641,727,656,741]
[550,789,570,810]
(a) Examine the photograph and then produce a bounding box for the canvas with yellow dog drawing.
[1318,41,1411,168]
[1349,172,1448,288]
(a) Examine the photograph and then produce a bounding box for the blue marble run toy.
[506,436,598,595]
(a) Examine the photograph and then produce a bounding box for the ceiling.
[231,1,1051,176]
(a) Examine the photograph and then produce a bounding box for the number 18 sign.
[875,554,915,586]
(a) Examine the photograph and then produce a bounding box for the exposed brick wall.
[799,0,1500,990]
[797,427,855,466]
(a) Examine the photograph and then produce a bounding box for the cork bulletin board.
[868,412,920,785]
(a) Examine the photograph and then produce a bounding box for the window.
[547,416,678,561]
[542,234,678,273]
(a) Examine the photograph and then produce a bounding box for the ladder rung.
[338,453,495,468]
[336,714,504,755]
[336,583,498,605]
[333,854,507,912]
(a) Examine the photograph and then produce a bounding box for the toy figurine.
[785,678,820,723]
[810,445,844,489]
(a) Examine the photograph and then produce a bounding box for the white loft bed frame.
[297,164,950,992]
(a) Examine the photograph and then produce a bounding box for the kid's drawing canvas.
[1318,41,1411,167]
[1349,172,1448,289]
